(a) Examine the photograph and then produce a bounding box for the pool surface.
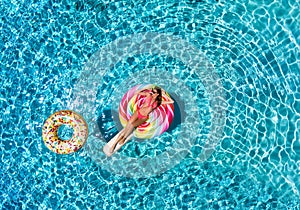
[1,0,299,209]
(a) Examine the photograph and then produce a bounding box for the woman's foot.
[110,135,124,153]
[109,145,115,153]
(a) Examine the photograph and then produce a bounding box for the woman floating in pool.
[110,86,174,153]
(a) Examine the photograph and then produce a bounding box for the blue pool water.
[1,0,299,209]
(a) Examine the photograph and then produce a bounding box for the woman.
[110,86,174,153]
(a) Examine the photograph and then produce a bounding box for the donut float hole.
[57,124,74,141]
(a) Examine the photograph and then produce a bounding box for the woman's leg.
[109,112,149,153]
[110,112,140,153]
[119,111,148,142]
[121,117,147,141]
[118,112,138,140]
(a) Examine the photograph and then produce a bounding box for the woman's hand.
[162,91,174,104]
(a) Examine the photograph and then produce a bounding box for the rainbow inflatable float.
[119,84,174,139]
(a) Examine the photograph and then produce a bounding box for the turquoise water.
[1,0,299,209]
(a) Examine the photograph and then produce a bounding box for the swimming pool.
[1,0,299,208]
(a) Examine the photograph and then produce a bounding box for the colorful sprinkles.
[42,110,88,154]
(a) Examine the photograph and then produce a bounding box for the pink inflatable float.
[118,84,174,139]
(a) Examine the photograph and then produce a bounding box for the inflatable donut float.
[42,110,88,154]
[119,84,174,139]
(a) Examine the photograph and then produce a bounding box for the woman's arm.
[161,100,174,105]
[161,90,174,104]
[137,91,148,96]
[133,88,150,97]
